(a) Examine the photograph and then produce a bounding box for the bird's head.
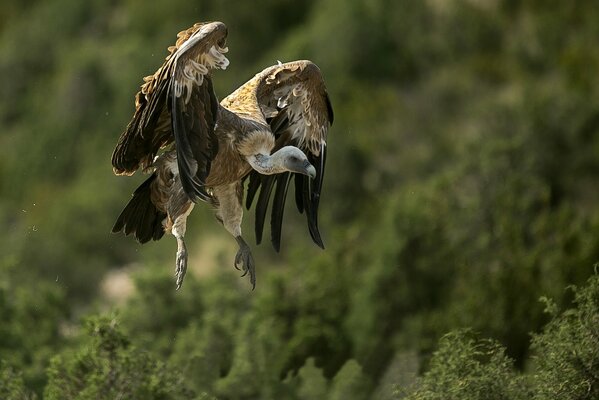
[272,146,316,178]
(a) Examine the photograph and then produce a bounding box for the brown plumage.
[112,21,333,289]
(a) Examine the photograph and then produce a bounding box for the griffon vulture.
[111,22,333,289]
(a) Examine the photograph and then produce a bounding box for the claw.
[234,236,256,289]
[234,251,242,271]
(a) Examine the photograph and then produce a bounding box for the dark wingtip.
[255,176,275,246]
[294,174,304,214]
[315,238,325,250]
[309,225,325,249]
[112,212,125,233]
[111,224,123,234]
[272,239,281,253]
[270,173,291,253]
[112,173,166,244]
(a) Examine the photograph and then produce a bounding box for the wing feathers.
[254,175,276,245]
[112,173,167,243]
[235,60,333,251]
[270,172,292,252]
[301,171,322,248]
[170,77,218,202]
[305,145,326,249]
[112,21,228,200]
[245,171,261,209]
[294,174,305,214]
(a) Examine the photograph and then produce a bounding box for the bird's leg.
[234,235,256,289]
[169,201,194,290]
[174,235,187,290]
[213,183,256,288]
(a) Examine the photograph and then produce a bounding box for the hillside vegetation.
[1,0,598,398]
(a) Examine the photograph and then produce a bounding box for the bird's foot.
[175,240,187,290]
[235,236,256,289]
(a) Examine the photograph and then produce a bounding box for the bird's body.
[112,22,333,288]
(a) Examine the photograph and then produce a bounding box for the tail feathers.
[112,174,167,243]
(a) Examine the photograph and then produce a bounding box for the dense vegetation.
[1,0,598,398]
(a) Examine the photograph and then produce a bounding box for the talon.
[234,236,257,289]
[234,251,242,270]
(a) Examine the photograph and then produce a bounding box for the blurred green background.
[1,0,598,399]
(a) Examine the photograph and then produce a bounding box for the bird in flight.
[111,21,333,289]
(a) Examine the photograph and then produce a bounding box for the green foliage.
[530,275,599,400]
[0,361,36,400]
[328,359,371,400]
[402,330,529,400]
[44,315,196,400]
[0,259,68,394]
[398,274,599,399]
[167,272,243,394]
[290,358,329,400]
[120,268,207,354]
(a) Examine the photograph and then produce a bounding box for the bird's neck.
[238,129,285,175]
[248,152,286,175]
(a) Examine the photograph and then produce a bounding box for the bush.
[44,315,196,400]
[0,361,36,400]
[401,330,529,400]
[530,274,599,400]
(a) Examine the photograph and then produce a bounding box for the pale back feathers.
[221,60,334,157]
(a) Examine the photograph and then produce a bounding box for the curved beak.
[304,162,316,179]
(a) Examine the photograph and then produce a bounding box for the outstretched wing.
[111,21,229,202]
[223,60,334,251]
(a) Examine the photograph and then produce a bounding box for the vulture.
[111,21,333,289]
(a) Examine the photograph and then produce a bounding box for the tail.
[112,173,167,243]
